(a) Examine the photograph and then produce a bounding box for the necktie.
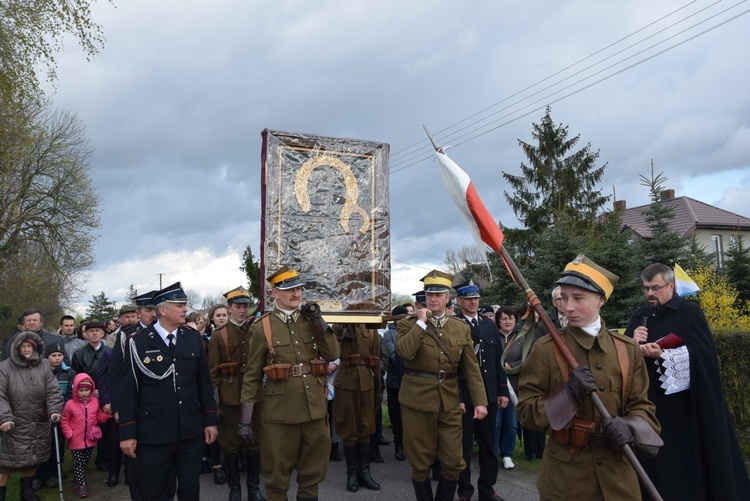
[471,318,478,328]
[167,333,175,352]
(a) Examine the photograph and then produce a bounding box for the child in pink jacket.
[61,373,111,498]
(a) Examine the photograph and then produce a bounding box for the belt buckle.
[438,370,446,382]
[291,364,303,377]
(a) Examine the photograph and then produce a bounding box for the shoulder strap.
[552,341,570,382]
[217,327,231,360]
[261,314,277,361]
[612,336,629,411]
[424,321,457,369]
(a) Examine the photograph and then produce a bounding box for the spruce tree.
[638,167,686,265]
[240,244,262,301]
[502,106,609,235]
[86,291,117,321]
[724,234,750,310]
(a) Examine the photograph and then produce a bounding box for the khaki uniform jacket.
[396,315,487,413]
[241,309,339,424]
[517,322,660,500]
[333,324,380,391]
[208,321,250,405]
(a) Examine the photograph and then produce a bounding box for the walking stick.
[53,422,65,501]
[497,246,663,501]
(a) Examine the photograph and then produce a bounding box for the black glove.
[602,416,634,452]
[300,302,322,320]
[237,422,254,446]
[566,366,596,405]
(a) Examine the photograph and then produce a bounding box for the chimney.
[660,189,675,201]
[613,200,626,211]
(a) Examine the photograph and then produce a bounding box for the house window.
[711,234,723,267]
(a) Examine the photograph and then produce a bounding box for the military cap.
[412,290,426,304]
[119,304,137,316]
[454,279,481,298]
[134,290,158,309]
[152,282,188,305]
[556,254,619,300]
[420,270,454,293]
[478,305,495,316]
[267,266,303,290]
[224,286,251,304]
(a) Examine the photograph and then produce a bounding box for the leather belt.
[290,364,312,377]
[405,368,457,381]
[343,359,369,367]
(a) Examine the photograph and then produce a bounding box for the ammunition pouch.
[310,359,328,376]
[552,418,596,449]
[218,362,239,376]
[263,363,291,382]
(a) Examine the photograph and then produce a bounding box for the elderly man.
[119,282,218,501]
[397,270,488,501]
[239,266,339,501]
[517,255,660,500]
[625,263,750,500]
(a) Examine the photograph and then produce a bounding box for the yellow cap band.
[569,262,614,299]
[225,290,250,300]
[269,269,297,286]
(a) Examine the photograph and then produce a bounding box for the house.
[615,189,750,267]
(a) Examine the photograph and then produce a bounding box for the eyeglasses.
[642,281,672,293]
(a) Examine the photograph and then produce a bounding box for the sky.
[44,0,750,313]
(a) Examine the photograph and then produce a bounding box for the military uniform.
[396,314,488,481]
[119,283,217,501]
[332,323,381,491]
[241,308,339,501]
[518,324,658,500]
[517,255,660,501]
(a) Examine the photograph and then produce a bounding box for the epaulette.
[128,325,147,339]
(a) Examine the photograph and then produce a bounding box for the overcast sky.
[45,0,750,313]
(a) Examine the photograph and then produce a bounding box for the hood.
[71,372,97,403]
[10,331,45,367]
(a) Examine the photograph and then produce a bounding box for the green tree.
[638,167,686,265]
[240,244,261,301]
[585,210,644,327]
[682,235,713,271]
[502,106,609,235]
[124,284,138,304]
[86,291,117,320]
[724,234,750,310]
[0,0,112,100]
[0,98,100,296]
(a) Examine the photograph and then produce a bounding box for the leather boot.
[20,478,40,501]
[343,444,359,492]
[224,455,242,501]
[329,441,342,462]
[369,434,384,463]
[0,485,6,501]
[356,442,380,490]
[245,453,265,501]
[412,478,433,501]
[434,477,458,501]
[395,443,405,461]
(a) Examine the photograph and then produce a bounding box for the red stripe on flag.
[466,182,504,253]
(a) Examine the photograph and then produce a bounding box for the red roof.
[620,196,750,239]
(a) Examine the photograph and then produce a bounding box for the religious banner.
[260,129,390,316]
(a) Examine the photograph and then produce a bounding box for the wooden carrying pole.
[497,245,663,501]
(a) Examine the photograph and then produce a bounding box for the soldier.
[119,282,218,501]
[331,322,381,492]
[517,255,660,500]
[239,266,339,501]
[397,270,489,501]
[208,286,264,501]
[454,280,509,501]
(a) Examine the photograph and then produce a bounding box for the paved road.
[39,435,539,500]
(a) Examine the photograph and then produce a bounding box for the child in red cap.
[61,374,111,498]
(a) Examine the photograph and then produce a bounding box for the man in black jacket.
[625,263,750,501]
[454,280,509,501]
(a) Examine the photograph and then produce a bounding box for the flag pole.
[423,127,663,501]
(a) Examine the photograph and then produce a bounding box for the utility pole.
[156,273,166,289]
